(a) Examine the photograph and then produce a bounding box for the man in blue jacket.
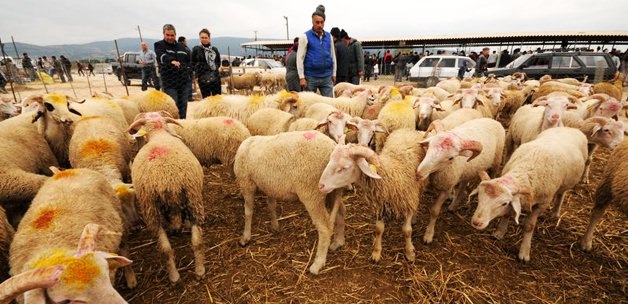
[154,24,191,118]
[296,5,337,97]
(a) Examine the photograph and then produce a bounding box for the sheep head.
[413,95,443,121]
[351,117,385,147]
[27,93,83,125]
[532,95,578,128]
[22,223,131,304]
[416,131,483,180]
[0,97,20,118]
[318,141,381,194]
[127,111,182,139]
[316,111,353,143]
[471,174,533,229]
[587,117,626,149]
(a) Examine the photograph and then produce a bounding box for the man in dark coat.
[330,27,349,83]
[155,24,192,118]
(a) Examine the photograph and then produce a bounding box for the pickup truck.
[111,52,155,86]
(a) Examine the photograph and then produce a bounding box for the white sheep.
[304,102,339,122]
[128,112,206,283]
[9,168,133,302]
[450,88,495,118]
[0,97,20,121]
[426,108,483,135]
[573,117,626,184]
[505,93,578,158]
[0,113,58,219]
[170,116,251,169]
[318,129,427,262]
[234,131,345,275]
[413,95,445,130]
[436,77,461,94]
[470,127,588,262]
[191,90,300,124]
[416,118,505,244]
[0,206,13,283]
[580,138,628,251]
[345,117,385,148]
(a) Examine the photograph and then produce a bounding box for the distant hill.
[1,37,268,61]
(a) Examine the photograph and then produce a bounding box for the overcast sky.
[2,0,628,46]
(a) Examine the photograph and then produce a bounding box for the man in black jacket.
[343,30,364,85]
[330,27,349,83]
[155,24,192,118]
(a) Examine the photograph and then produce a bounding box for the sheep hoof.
[422,235,434,245]
[370,253,382,263]
[329,239,345,251]
[308,260,324,275]
[517,253,530,263]
[125,274,138,289]
[580,239,593,252]
[405,251,416,262]
[492,231,506,240]
[168,271,181,284]
[239,237,250,247]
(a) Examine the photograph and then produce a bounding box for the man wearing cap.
[330,27,350,84]
[297,5,337,97]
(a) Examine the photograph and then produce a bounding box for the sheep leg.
[551,191,567,218]
[581,144,597,184]
[158,227,180,283]
[448,180,469,211]
[330,197,346,251]
[239,190,256,246]
[191,224,206,279]
[267,198,279,232]
[303,198,332,275]
[423,191,449,244]
[119,238,137,288]
[493,216,510,240]
[518,205,545,263]
[371,216,385,262]
[402,211,416,262]
[581,180,612,251]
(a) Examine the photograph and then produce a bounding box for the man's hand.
[300,78,307,88]
[171,60,181,68]
[332,76,336,84]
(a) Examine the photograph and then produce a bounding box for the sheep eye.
[501,202,509,207]
[44,102,55,111]
[448,157,455,161]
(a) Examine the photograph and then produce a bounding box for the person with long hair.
[191,28,222,97]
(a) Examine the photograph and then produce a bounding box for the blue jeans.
[164,85,191,119]
[141,67,160,91]
[305,76,333,97]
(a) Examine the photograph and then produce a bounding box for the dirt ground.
[2,74,627,303]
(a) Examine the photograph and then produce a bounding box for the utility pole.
[283,16,289,40]
[254,30,258,58]
[137,25,143,42]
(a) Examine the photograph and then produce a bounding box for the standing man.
[343,30,364,85]
[139,41,160,91]
[284,37,301,92]
[178,36,194,101]
[330,27,349,83]
[475,47,489,77]
[297,5,336,97]
[51,56,66,83]
[59,55,73,82]
[155,24,192,118]
[22,53,37,81]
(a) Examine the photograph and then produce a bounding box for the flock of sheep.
[0,71,626,303]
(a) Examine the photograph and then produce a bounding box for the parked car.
[409,55,475,86]
[226,58,286,75]
[488,52,617,82]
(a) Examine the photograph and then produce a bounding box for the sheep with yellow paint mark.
[191,90,300,125]
[127,112,206,283]
[127,89,180,119]
[0,112,58,224]
[9,168,132,303]
[374,95,417,152]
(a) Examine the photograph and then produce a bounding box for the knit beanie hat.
[312,5,326,20]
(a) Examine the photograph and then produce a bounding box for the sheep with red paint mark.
[9,168,132,303]
[416,118,505,244]
[168,116,251,170]
[234,130,344,275]
[470,127,587,262]
[127,111,206,283]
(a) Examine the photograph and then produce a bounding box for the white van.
[409,55,475,86]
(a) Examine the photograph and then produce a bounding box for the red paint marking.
[367,107,376,115]
[148,146,169,161]
[303,132,317,141]
[32,209,56,230]
[151,120,164,129]
[223,118,235,126]
[482,183,500,198]
[437,137,455,150]
[608,103,619,111]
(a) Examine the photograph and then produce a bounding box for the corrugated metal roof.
[241,31,628,50]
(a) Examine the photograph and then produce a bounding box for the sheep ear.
[345,120,358,131]
[356,158,382,179]
[419,138,431,149]
[432,103,445,111]
[478,170,490,181]
[511,197,522,225]
[532,96,548,107]
[466,187,479,205]
[459,140,483,162]
[373,120,386,133]
[97,251,133,268]
[49,166,61,175]
[567,103,579,110]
